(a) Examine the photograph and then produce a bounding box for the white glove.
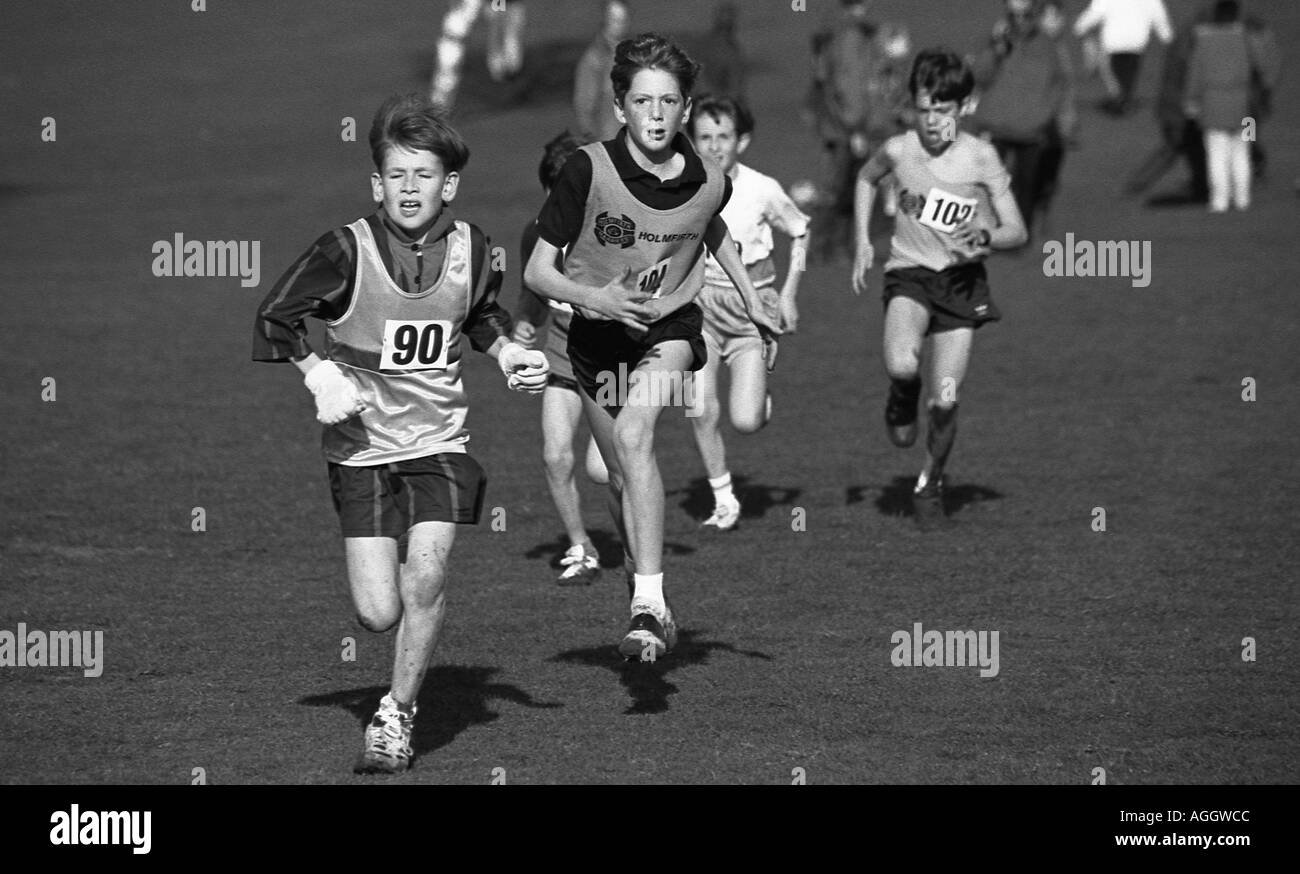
[498,341,548,393]
[303,360,366,425]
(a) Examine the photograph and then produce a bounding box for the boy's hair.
[610,33,701,106]
[539,131,583,190]
[368,93,470,173]
[908,48,975,103]
[688,93,754,137]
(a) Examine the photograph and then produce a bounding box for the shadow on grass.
[550,628,771,716]
[526,529,695,571]
[846,476,1004,518]
[671,475,802,523]
[300,665,562,758]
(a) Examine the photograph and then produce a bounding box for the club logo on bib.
[593,212,636,248]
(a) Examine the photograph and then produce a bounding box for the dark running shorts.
[328,453,487,538]
[547,372,580,393]
[567,302,708,416]
[883,262,1001,334]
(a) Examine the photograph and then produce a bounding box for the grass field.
[1,0,1297,785]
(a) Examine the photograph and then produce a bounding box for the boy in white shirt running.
[688,95,810,530]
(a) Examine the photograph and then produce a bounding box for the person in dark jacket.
[972,0,1077,237]
[1185,0,1256,211]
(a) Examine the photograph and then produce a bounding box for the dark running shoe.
[912,473,947,530]
[886,382,921,447]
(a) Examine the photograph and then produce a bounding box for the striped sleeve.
[463,223,513,353]
[252,226,357,362]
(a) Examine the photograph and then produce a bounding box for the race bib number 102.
[380,319,453,371]
[918,187,979,235]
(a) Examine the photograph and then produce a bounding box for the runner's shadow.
[526,529,695,570]
[672,475,801,522]
[526,529,627,570]
[847,476,1004,518]
[300,665,562,757]
[550,628,771,716]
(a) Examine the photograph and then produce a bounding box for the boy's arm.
[466,226,547,393]
[767,182,811,333]
[253,228,368,424]
[852,144,895,296]
[953,145,1028,252]
[703,215,780,370]
[512,226,552,348]
[523,238,658,331]
[252,227,355,363]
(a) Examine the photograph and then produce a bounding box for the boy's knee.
[355,606,400,634]
[402,569,448,613]
[731,407,767,435]
[542,445,576,478]
[690,396,722,428]
[613,416,653,458]
[884,352,921,382]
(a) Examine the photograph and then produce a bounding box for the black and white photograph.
[1,0,1294,842]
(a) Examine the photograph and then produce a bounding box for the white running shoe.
[702,497,741,532]
[620,600,670,661]
[354,693,415,775]
[556,543,600,586]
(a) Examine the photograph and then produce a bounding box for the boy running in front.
[524,34,779,660]
[852,49,1027,526]
[253,94,548,773]
[687,94,810,531]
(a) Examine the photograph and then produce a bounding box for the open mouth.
[399,200,422,217]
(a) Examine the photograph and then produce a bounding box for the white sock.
[709,472,735,506]
[632,573,664,612]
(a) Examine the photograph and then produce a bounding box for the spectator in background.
[1185,0,1255,212]
[806,0,909,258]
[1073,0,1173,115]
[695,2,747,100]
[1242,9,1281,179]
[431,0,528,112]
[974,0,1077,238]
[572,0,631,143]
[1124,3,1212,204]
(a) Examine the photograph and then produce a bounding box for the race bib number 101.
[380,319,452,371]
[918,187,979,235]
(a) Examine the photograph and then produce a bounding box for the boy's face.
[616,68,690,157]
[913,90,966,152]
[692,112,749,176]
[371,146,458,236]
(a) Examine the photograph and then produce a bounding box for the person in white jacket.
[1074,0,1173,115]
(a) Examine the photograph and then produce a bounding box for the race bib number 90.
[918,187,978,235]
[636,257,672,300]
[380,319,452,371]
